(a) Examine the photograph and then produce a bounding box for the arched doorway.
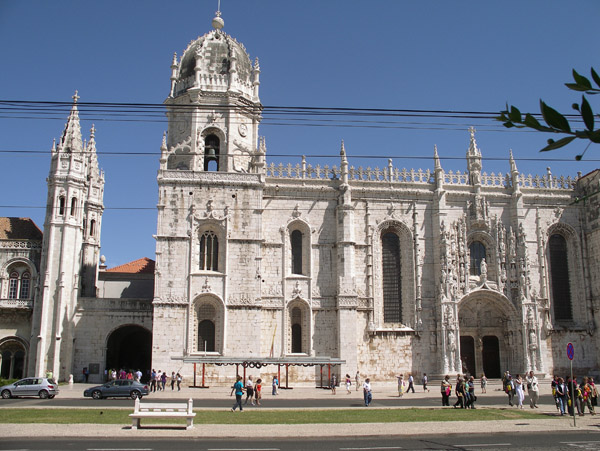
[0,338,27,380]
[482,336,501,378]
[458,291,519,378]
[106,325,151,382]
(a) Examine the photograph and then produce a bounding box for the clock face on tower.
[238,123,247,137]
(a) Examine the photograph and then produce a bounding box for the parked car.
[0,377,59,399]
[83,379,149,399]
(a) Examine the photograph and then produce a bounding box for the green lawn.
[0,408,554,425]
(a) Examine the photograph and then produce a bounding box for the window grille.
[382,232,402,323]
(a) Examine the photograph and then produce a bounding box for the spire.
[466,126,480,157]
[434,144,441,171]
[87,125,100,179]
[509,149,521,194]
[509,149,518,173]
[58,91,83,154]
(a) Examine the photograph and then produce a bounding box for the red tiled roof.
[106,257,155,274]
[0,217,43,240]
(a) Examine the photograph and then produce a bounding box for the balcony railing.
[0,298,33,309]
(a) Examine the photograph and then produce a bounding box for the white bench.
[129,398,196,430]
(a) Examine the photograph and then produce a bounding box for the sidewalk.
[2,379,599,438]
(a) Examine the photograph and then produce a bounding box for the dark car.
[0,377,59,399]
[83,379,149,399]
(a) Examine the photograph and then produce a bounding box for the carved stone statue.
[480,258,487,282]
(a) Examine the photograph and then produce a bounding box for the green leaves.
[581,96,594,131]
[498,67,599,155]
[540,100,571,132]
[541,136,576,152]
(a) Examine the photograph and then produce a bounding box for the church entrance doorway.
[481,335,501,378]
[460,336,476,376]
[106,325,151,382]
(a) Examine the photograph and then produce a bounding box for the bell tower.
[29,93,104,380]
[160,10,262,174]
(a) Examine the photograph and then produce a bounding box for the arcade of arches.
[106,325,151,381]
[458,295,517,378]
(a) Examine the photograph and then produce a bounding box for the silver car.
[0,377,59,399]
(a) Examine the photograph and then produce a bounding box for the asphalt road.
[2,431,600,450]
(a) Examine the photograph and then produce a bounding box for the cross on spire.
[72,90,80,104]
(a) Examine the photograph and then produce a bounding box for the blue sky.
[0,0,598,268]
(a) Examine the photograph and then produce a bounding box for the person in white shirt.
[363,378,372,406]
[527,370,539,408]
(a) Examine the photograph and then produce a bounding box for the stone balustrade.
[0,298,33,309]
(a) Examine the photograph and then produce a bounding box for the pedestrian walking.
[526,370,539,408]
[171,371,176,390]
[244,375,255,405]
[407,373,415,393]
[422,373,429,392]
[345,374,352,394]
[176,372,182,391]
[272,376,279,395]
[515,374,525,409]
[363,378,372,406]
[254,378,262,406]
[582,377,596,415]
[150,369,157,392]
[441,375,451,406]
[161,371,167,390]
[504,374,515,406]
[397,374,405,397]
[230,375,245,412]
[556,377,567,415]
[331,374,337,394]
[480,373,487,393]
[453,376,465,409]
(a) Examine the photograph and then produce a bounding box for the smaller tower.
[29,93,104,380]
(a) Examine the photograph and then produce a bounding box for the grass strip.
[0,408,554,425]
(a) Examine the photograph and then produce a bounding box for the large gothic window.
[382,231,402,323]
[204,135,220,171]
[291,230,303,275]
[200,231,218,271]
[198,320,215,352]
[469,241,486,276]
[291,307,302,353]
[549,234,572,321]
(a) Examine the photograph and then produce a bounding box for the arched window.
[382,231,402,323]
[291,230,303,275]
[291,307,302,353]
[198,320,215,352]
[58,196,66,216]
[469,241,486,276]
[204,135,220,171]
[70,197,77,216]
[8,272,18,299]
[19,272,30,299]
[200,231,218,271]
[549,234,572,321]
[7,270,31,300]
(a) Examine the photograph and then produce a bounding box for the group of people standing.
[502,370,539,409]
[230,375,263,411]
[551,375,597,416]
[440,374,477,409]
[106,368,143,382]
[149,369,182,392]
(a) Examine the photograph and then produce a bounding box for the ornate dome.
[172,12,256,98]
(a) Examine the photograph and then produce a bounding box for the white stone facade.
[1,13,599,385]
